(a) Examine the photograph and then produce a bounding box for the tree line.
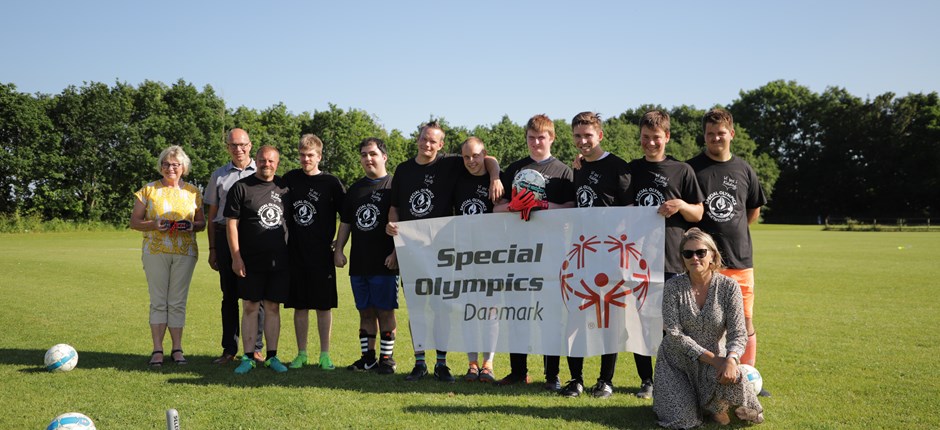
[1,79,936,225]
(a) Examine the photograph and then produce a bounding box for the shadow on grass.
[405,404,661,429]
[3,348,649,398]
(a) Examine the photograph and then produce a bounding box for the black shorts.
[285,265,338,310]
[237,269,290,303]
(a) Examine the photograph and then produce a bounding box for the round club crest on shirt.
[575,185,598,208]
[559,233,651,329]
[460,198,487,215]
[258,203,283,229]
[293,200,317,226]
[705,191,736,222]
[355,203,380,231]
[636,188,665,207]
[408,188,435,217]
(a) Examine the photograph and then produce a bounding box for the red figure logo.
[560,233,651,328]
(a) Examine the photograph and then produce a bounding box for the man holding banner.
[494,114,575,391]
[562,111,633,398]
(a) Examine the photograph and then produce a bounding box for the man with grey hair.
[204,128,264,365]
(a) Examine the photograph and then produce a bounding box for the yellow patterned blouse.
[134,180,203,257]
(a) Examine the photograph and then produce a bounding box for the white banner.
[393,207,665,357]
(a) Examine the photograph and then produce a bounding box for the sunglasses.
[681,249,709,259]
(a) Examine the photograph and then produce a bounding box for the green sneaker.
[318,352,335,370]
[265,356,288,373]
[290,352,308,369]
[234,354,256,374]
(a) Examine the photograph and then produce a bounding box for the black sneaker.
[404,362,428,381]
[433,364,456,382]
[560,379,584,397]
[758,388,772,397]
[544,376,561,392]
[497,373,531,386]
[346,355,378,372]
[591,380,614,398]
[376,357,396,375]
[635,379,653,399]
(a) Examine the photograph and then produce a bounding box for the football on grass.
[46,412,96,430]
[44,344,78,372]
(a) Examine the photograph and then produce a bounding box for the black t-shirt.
[687,153,767,269]
[223,175,290,271]
[628,156,704,273]
[453,169,494,215]
[341,175,398,276]
[389,155,463,220]
[501,156,575,204]
[574,153,632,207]
[284,169,346,265]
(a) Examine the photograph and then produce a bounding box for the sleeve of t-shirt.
[333,176,347,217]
[389,169,401,208]
[223,182,244,219]
[616,162,633,206]
[680,165,705,204]
[500,166,515,197]
[745,164,768,209]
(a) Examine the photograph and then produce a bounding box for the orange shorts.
[721,268,754,319]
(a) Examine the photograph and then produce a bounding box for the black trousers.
[215,224,264,355]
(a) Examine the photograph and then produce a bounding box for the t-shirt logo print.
[408,189,434,217]
[293,200,317,226]
[355,204,379,231]
[258,203,283,230]
[559,234,651,329]
[576,185,597,208]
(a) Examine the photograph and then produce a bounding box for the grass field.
[2,225,938,429]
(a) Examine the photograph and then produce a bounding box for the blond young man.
[283,134,346,370]
[627,110,704,398]
[687,108,768,396]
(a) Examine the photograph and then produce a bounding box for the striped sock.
[380,331,395,359]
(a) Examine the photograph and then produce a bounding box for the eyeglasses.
[161,162,182,169]
[681,249,709,259]
[227,143,250,150]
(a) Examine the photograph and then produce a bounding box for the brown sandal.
[149,350,164,368]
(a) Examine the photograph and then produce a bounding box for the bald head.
[227,128,250,144]
[226,128,253,167]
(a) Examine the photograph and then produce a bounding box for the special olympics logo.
[559,233,651,329]
[460,198,486,215]
[576,185,597,208]
[409,188,434,217]
[636,188,664,208]
[258,203,283,230]
[293,200,316,226]
[355,203,379,231]
[705,191,736,222]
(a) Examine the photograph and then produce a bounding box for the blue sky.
[4,0,938,133]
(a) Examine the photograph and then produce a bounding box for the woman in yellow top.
[130,145,206,367]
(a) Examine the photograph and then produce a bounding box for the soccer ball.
[512,169,547,201]
[46,412,96,430]
[45,344,79,372]
[738,364,763,394]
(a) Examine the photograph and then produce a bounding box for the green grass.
[2,225,938,429]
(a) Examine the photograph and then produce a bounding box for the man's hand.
[208,249,219,271]
[385,222,398,237]
[508,188,547,221]
[232,255,246,278]
[385,250,398,270]
[333,249,347,268]
[489,177,505,203]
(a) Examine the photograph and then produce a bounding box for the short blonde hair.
[298,133,324,156]
[157,145,191,177]
[679,227,724,273]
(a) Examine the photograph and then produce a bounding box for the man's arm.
[226,218,246,278]
[746,207,761,225]
[483,156,504,202]
[385,206,399,236]
[659,200,704,222]
[333,222,351,268]
[206,204,219,271]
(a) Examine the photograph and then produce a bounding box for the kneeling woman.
[653,228,763,428]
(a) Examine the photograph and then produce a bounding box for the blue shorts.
[350,275,399,311]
